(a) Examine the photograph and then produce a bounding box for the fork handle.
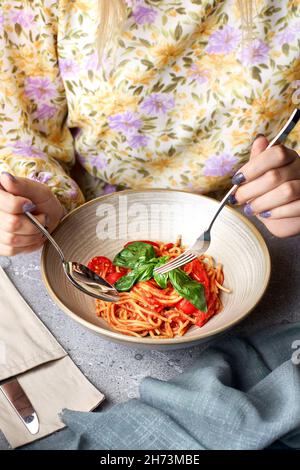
[207,108,300,233]
[206,185,238,232]
[25,211,65,262]
[267,108,300,147]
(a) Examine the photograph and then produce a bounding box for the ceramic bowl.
[41,190,271,349]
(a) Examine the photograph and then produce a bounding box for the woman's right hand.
[0,172,64,256]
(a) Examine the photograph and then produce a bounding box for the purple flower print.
[103,184,117,195]
[34,104,57,120]
[239,39,269,66]
[206,26,241,54]
[108,111,142,136]
[28,171,53,184]
[10,10,34,28]
[13,140,47,159]
[59,59,81,79]
[132,5,157,25]
[85,52,100,71]
[277,25,299,46]
[128,134,150,149]
[66,185,80,200]
[189,64,209,84]
[90,154,108,170]
[0,18,4,38]
[203,153,238,177]
[140,93,175,115]
[24,77,57,102]
[55,177,79,200]
[0,11,4,32]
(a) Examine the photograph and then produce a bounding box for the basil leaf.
[113,242,155,269]
[169,268,207,312]
[115,270,141,291]
[153,256,170,289]
[115,261,156,292]
[137,262,156,282]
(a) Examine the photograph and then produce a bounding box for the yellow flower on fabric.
[222,73,248,93]
[245,90,280,124]
[172,64,181,73]
[9,48,56,79]
[127,69,156,86]
[136,49,145,58]
[2,2,12,12]
[152,42,186,67]
[289,0,300,6]
[270,50,281,60]
[186,141,217,163]
[68,0,92,13]
[124,176,154,189]
[177,102,197,120]
[231,130,250,147]
[151,32,159,41]
[191,12,218,41]
[201,53,239,76]
[282,57,300,84]
[87,89,140,116]
[123,32,134,41]
[146,157,181,172]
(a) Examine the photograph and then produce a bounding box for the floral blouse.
[0,0,299,211]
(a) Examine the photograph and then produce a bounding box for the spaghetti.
[88,240,230,339]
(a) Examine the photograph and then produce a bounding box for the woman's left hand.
[232,135,300,237]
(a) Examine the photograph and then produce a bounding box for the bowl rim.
[41,188,271,345]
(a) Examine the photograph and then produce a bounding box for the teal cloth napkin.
[25,322,300,450]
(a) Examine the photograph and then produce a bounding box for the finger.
[257,199,300,220]
[0,172,51,204]
[259,217,300,238]
[0,229,44,248]
[235,158,300,205]
[249,134,269,160]
[232,145,298,185]
[0,241,44,257]
[0,212,47,235]
[0,187,36,215]
[244,180,300,215]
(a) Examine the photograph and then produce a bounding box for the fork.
[154,108,300,275]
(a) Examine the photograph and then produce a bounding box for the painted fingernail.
[228,194,237,205]
[259,210,271,219]
[23,202,36,213]
[244,203,253,216]
[1,171,16,182]
[253,133,265,142]
[232,172,246,185]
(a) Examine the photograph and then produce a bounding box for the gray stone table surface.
[0,216,300,449]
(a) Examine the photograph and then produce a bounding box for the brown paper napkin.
[0,267,104,448]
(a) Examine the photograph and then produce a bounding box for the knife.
[0,378,39,434]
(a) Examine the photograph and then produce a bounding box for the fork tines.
[154,251,197,275]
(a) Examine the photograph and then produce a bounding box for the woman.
[0,0,299,256]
